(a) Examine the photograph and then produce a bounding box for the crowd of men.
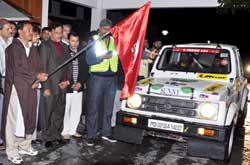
[0,18,161,164]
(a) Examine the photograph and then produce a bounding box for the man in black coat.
[39,22,70,147]
[2,21,47,164]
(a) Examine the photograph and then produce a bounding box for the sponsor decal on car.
[159,87,179,96]
[196,73,228,80]
[138,78,153,86]
[151,84,164,90]
[236,77,240,93]
[173,48,220,54]
[165,82,187,86]
[181,87,193,94]
[135,86,143,91]
[170,78,198,83]
[204,83,224,92]
[199,94,209,99]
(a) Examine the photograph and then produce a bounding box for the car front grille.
[139,95,197,117]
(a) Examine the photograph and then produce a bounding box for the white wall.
[66,0,97,8]
[41,0,49,27]
[66,0,219,9]
[103,0,219,9]
[90,0,106,31]
[63,0,220,33]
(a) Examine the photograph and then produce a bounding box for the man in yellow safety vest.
[85,19,118,146]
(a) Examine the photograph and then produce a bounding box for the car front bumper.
[116,111,231,142]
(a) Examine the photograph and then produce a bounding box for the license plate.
[148,119,184,133]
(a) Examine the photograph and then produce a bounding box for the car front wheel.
[224,121,236,162]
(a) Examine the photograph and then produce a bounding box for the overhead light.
[162,30,168,36]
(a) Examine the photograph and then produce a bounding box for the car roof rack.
[216,43,222,49]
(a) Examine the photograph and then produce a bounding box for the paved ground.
[0,135,221,165]
[1,103,250,165]
[0,117,249,165]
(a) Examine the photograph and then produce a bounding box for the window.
[60,1,76,17]
[157,47,231,74]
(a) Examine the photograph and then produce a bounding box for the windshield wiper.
[188,54,203,69]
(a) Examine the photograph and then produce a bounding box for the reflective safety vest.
[90,35,118,73]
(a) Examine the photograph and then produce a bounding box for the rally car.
[114,43,249,161]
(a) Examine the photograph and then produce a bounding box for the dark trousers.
[42,92,66,141]
[37,93,45,132]
[86,74,117,138]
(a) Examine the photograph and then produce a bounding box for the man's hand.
[100,51,112,60]
[59,80,70,90]
[32,81,40,89]
[71,82,81,91]
[37,73,48,82]
[43,89,51,97]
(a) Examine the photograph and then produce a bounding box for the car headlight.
[127,94,142,109]
[198,103,219,120]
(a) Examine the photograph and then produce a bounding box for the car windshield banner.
[173,48,220,54]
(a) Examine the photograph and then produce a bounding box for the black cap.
[99,18,112,27]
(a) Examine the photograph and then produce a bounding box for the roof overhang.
[64,0,219,9]
[0,0,30,21]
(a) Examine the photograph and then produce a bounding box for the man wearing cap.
[85,18,118,146]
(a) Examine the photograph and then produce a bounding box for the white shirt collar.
[0,36,12,48]
[17,38,32,48]
[17,38,32,57]
[62,39,69,45]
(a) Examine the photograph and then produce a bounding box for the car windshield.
[157,47,231,74]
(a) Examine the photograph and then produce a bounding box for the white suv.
[114,43,248,161]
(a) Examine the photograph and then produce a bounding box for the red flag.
[111,1,151,99]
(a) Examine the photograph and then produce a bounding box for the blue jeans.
[86,74,117,138]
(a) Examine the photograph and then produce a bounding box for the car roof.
[162,43,238,50]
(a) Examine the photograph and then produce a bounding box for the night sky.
[56,1,250,61]
[108,8,250,60]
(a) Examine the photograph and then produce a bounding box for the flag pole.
[47,31,111,78]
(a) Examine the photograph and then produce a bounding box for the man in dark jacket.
[39,22,70,147]
[61,32,88,139]
[2,21,47,164]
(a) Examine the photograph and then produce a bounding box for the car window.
[157,48,231,74]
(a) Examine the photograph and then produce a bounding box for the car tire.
[237,97,248,127]
[224,122,235,162]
